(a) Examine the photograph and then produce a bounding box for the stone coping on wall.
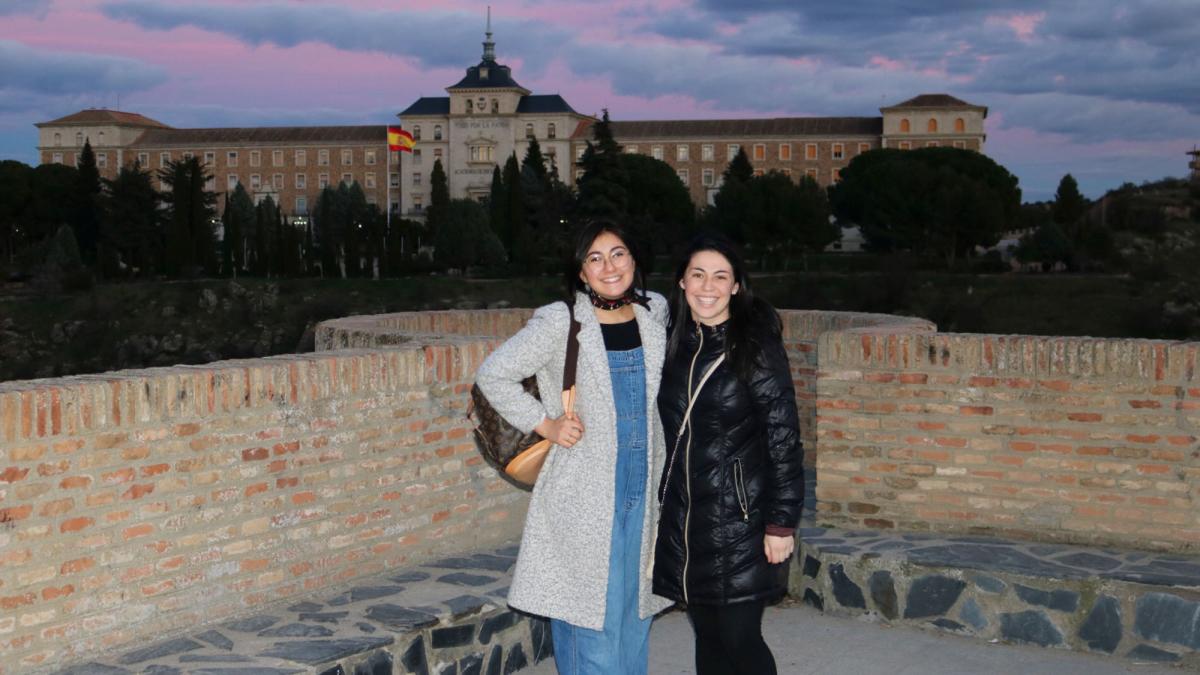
[49,544,550,675]
[819,329,1200,382]
[792,525,1200,667]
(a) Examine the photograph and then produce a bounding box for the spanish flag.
[387,126,415,152]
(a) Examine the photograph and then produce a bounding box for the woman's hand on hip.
[536,413,585,448]
[764,534,794,564]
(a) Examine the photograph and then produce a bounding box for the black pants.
[687,600,776,675]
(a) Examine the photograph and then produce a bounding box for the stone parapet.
[816,331,1200,551]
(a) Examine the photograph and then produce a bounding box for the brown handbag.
[468,304,582,489]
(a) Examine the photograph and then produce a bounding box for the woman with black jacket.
[653,233,803,675]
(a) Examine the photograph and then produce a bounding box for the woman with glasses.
[653,233,803,675]
[475,220,671,674]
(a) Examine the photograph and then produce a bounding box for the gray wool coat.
[475,291,674,630]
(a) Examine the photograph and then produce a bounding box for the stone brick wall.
[0,342,527,670]
[816,329,1200,552]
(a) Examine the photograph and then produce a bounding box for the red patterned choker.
[587,286,648,310]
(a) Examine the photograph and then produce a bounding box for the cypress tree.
[73,139,102,264]
[488,165,509,253]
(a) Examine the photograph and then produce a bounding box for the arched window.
[491,99,499,114]
[97,131,105,144]
[53,132,61,146]
[413,126,421,141]
[75,132,83,145]
[899,119,910,133]
[525,123,535,139]
[547,123,556,140]
[927,119,938,133]
[466,99,473,113]
[434,125,442,141]
[954,118,965,133]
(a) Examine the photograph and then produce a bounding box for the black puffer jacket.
[653,318,803,606]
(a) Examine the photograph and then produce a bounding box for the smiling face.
[680,249,739,326]
[578,230,636,300]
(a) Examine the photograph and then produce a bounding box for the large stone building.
[36,26,988,219]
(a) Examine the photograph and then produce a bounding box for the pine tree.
[1052,174,1088,228]
[158,157,217,277]
[504,154,533,265]
[724,146,754,184]
[220,193,235,277]
[576,109,628,218]
[101,161,160,277]
[427,159,450,243]
[226,184,256,274]
[252,194,277,277]
[314,187,338,277]
[488,166,509,253]
[74,139,102,264]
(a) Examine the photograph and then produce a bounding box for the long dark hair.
[666,232,781,382]
[563,219,650,301]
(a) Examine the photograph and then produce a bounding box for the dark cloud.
[0,0,50,17]
[0,40,167,95]
[100,1,570,76]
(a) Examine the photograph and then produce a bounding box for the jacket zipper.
[733,458,749,522]
[681,322,704,604]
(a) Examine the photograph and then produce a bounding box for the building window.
[412,172,421,186]
[548,123,556,139]
[97,132,105,145]
[576,145,586,161]
[779,143,791,161]
[805,144,818,160]
[75,132,83,146]
[781,168,791,177]
[293,149,305,167]
[136,152,149,166]
[53,132,61,146]
[340,149,352,165]
[753,144,766,161]
[318,149,329,166]
[433,125,443,141]
[160,152,171,167]
[953,140,966,149]
[433,148,443,161]
[466,99,474,114]
[702,144,714,161]
[412,149,422,165]
[625,145,638,154]
[898,141,912,150]
[389,172,399,188]
[832,168,842,183]
[677,145,689,161]
[928,119,938,133]
[412,195,423,212]
[677,168,689,184]
[295,196,307,214]
[702,168,715,186]
[753,168,764,177]
[491,99,499,114]
[832,143,845,160]
[205,176,215,191]
[955,118,965,133]
[927,141,940,148]
[227,174,238,190]
[900,118,911,133]
[858,142,871,154]
[227,151,238,167]
[250,150,261,167]
[365,172,376,189]
[805,168,818,180]
[272,174,283,189]
[250,174,261,190]
[365,150,376,165]
[413,126,421,141]
[526,123,535,139]
[341,173,352,185]
[96,153,107,169]
[651,145,663,160]
[204,151,215,166]
[273,150,283,166]
[575,169,585,181]
[295,173,306,189]
[183,152,194,161]
[727,144,740,161]
[52,152,63,164]
[319,173,329,189]
[469,145,495,163]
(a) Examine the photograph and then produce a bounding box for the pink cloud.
[868,55,905,71]
[986,12,1046,42]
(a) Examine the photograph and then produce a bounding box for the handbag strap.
[657,353,725,505]
[563,303,583,390]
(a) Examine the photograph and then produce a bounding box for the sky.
[1,0,1197,202]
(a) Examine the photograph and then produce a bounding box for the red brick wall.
[816,329,1200,552]
[0,342,527,670]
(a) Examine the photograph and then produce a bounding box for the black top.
[599,320,641,351]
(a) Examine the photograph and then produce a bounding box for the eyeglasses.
[584,248,633,270]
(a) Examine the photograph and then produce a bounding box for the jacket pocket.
[733,458,749,522]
